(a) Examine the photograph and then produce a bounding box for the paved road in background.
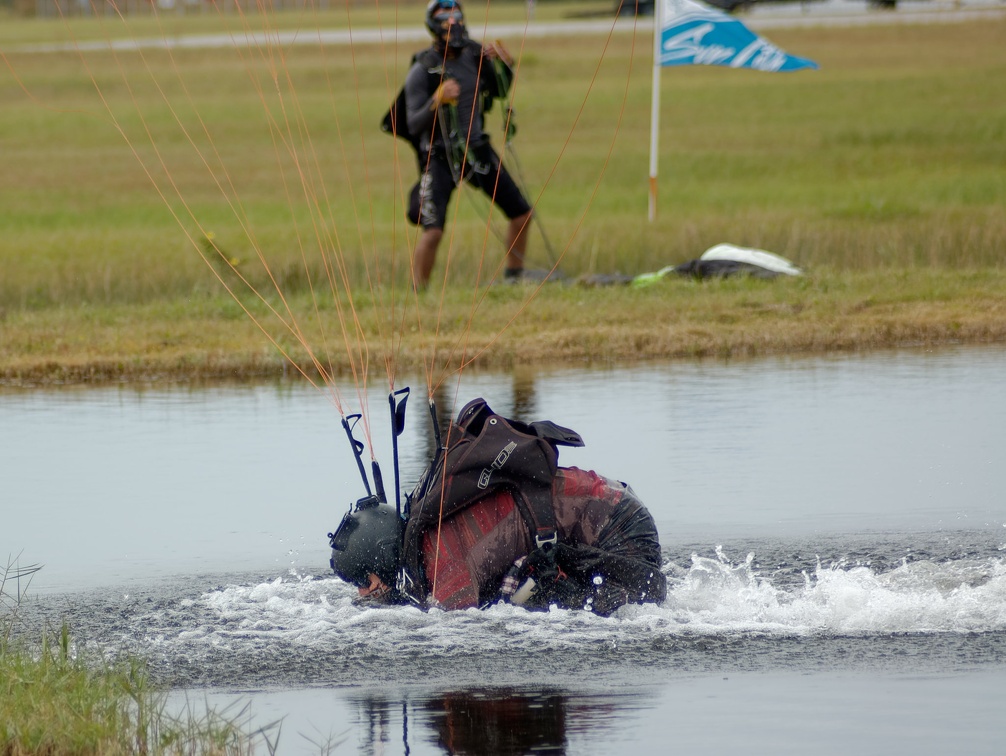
[10,0,1006,53]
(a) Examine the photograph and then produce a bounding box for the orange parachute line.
[57,0,366,420]
[211,0,380,430]
[53,4,308,354]
[15,0,646,534]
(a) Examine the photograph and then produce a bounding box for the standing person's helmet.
[425,0,467,49]
[329,498,404,588]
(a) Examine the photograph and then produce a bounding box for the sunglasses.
[433,8,464,25]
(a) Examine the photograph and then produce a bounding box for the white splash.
[171,548,1006,656]
[660,547,1006,635]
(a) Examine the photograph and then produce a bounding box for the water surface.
[3,346,1006,754]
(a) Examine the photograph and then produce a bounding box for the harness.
[380,41,510,165]
[398,398,583,605]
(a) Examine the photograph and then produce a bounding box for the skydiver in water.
[329,398,667,616]
[383,0,535,290]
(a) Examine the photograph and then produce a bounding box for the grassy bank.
[1,9,1004,384]
[0,641,267,754]
[1,563,269,755]
[3,268,1004,384]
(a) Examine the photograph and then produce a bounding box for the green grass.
[1,560,275,755]
[0,644,269,755]
[1,9,1005,381]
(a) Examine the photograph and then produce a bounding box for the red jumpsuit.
[420,467,665,614]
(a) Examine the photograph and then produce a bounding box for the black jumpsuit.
[402,40,531,229]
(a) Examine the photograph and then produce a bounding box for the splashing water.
[28,535,1005,689]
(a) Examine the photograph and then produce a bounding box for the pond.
[3,345,1005,754]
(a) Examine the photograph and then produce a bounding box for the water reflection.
[351,688,623,756]
[509,366,539,422]
[423,689,567,755]
[409,367,541,472]
[183,669,1006,756]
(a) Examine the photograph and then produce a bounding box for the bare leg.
[413,227,443,290]
[505,210,533,272]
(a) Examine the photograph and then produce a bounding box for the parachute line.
[14,0,648,520]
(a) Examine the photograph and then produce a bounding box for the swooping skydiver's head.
[425,0,468,51]
[329,498,404,603]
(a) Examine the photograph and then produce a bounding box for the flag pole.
[648,0,662,222]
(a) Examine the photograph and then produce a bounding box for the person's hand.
[432,79,460,108]
[484,40,513,66]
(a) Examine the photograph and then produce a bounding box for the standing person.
[383,0,535,290]
[329,398,667,616]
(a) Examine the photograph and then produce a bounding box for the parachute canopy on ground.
[577,243,804,287]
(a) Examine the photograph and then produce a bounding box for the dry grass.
[2,268,1004,385]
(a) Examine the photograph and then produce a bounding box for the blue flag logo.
[659,0,819,72]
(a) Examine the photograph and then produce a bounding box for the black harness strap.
[400,398,583,602]
[380,42,507,154]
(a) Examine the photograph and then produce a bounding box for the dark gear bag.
[400,398,583,604]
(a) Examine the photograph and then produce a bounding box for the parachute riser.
[390,387,411,518]
[429,397,443,455]
[341,413,374,499]
[403,394,445,519]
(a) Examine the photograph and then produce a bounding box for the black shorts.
[408,146,532,229]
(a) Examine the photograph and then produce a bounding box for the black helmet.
[329,497,404,588]
[425,0,467,48]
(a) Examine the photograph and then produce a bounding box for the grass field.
[1,4,1005,383]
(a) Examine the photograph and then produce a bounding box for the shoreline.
[4,295,1004,388]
